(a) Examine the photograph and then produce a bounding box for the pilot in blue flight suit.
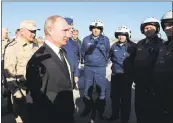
[80,20,110,122]
[107,26,136,123]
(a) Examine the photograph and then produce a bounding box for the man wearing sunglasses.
[4,20,40,123]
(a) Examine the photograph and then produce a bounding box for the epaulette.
[5,39,17,48]
[2,39,17,60]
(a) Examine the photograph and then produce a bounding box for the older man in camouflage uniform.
[4,20,39,123]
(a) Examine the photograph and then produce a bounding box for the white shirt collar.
[45,40,61,56]
[45,40,72,81]
[45,40,73,82]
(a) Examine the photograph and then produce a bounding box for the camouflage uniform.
[4,37,38,123]
[4,37,38,82]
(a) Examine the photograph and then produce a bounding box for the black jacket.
[26,43,74,123]
[134,36,164,88]
[123,40,137,76]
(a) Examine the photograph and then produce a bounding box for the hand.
[74,77,79,89]
[74,77,79,83]
[13,89,26,98]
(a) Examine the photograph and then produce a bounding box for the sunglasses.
[28,29,36,33]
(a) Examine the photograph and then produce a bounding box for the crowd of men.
[1,10,172,123]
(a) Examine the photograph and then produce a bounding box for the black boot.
[96,98,106,120]
[80,97,93,117]
[90,100,97,122]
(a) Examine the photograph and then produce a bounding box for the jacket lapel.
[64,49,74,84]
[44,43,70,78]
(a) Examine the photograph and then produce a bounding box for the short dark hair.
[73,29,79,33]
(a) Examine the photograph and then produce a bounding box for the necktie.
[59,49,70,76]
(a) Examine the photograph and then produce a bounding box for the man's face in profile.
[50,18,70,46]
[20,28,36,42]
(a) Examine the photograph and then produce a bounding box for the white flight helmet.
[89,20,104,31]
[140,17,160,34]
[114,26,131,39]
[161,10,173,30]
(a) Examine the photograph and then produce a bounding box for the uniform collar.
[68,38,76,45]
[90,34,103,41]
[16,36,32,47]
[117,41,128,47]
[145,36,160,44]
[72,38,79,42]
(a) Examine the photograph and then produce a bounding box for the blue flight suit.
[63,38,80,78]
[80,34,110,119]
[72,38,82,62]
[81,34,110,99]
[63,17,79,78]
